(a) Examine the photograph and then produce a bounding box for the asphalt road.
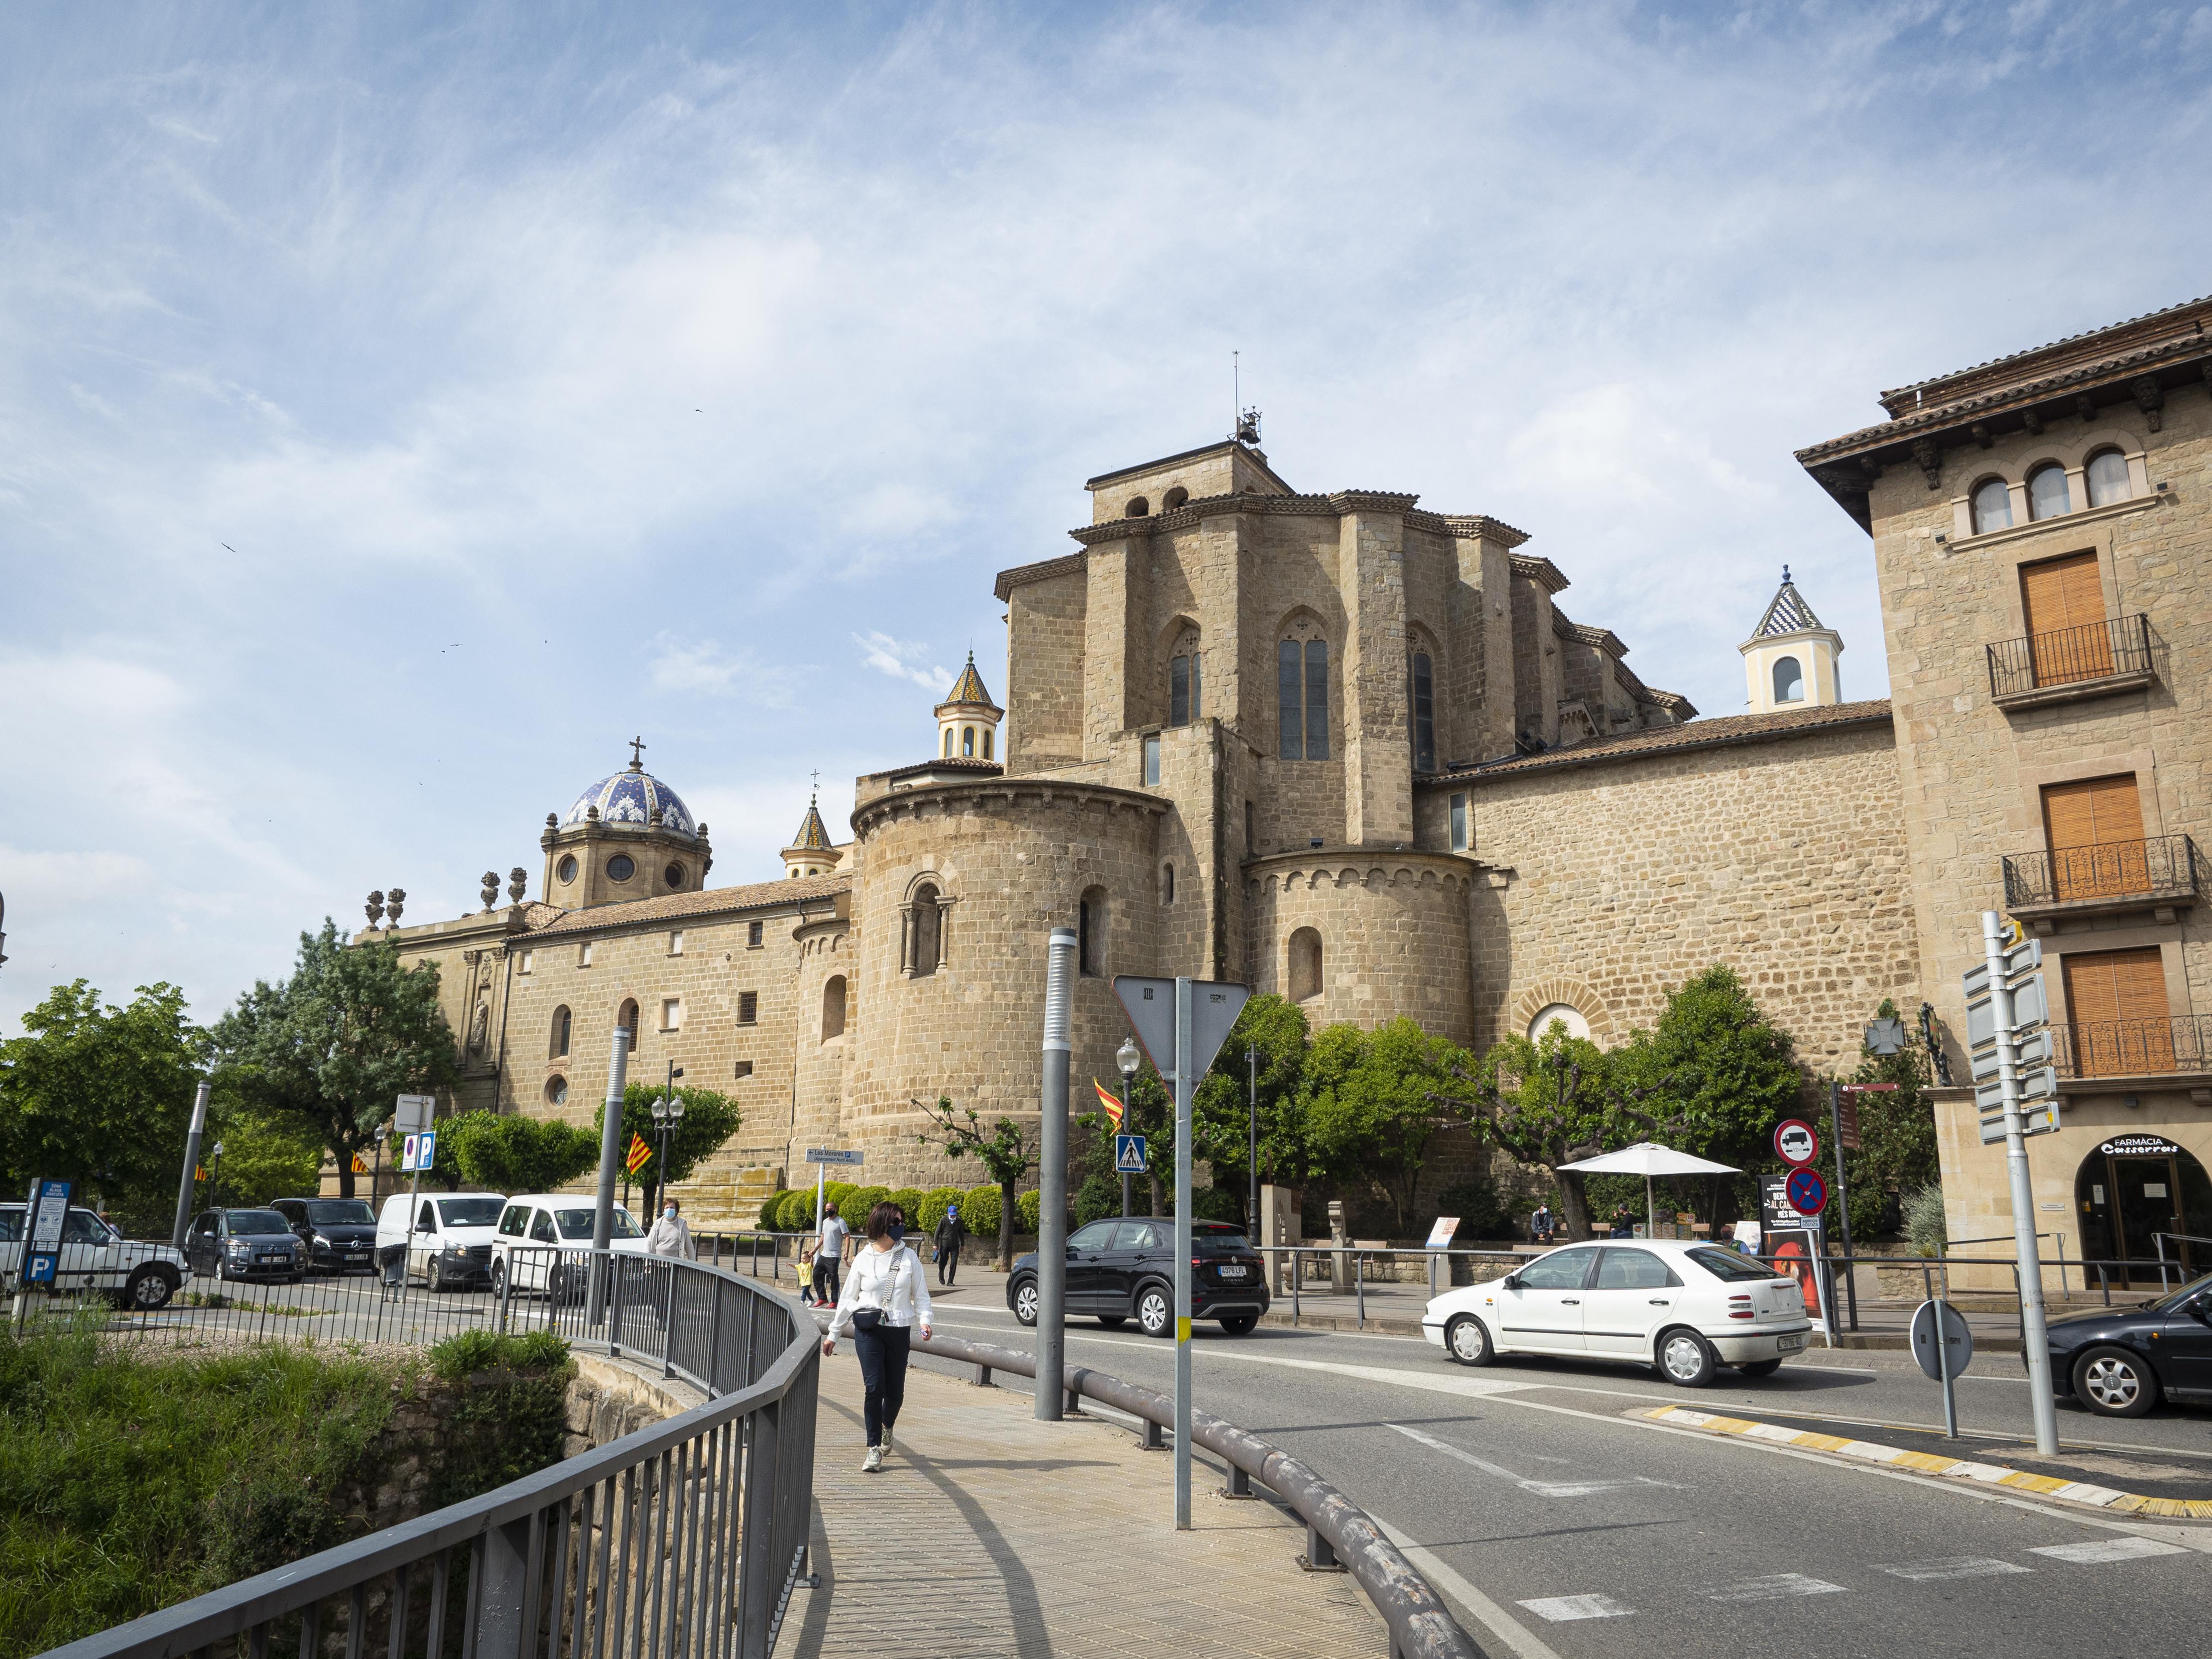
[889,1282,2212,1659]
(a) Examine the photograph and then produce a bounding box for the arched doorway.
[2074,1136,2212,1286]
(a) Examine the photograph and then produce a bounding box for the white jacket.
[646,1214,695,1259]
[827,1242,933,1338]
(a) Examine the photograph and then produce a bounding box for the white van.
[489,1194,648,1301]
[375,1191,507,1291]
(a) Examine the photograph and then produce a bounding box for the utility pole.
[1035,928,1076,1421]
[1117,1039,1141,1220]
[1247,1042,1259,1234]
[172,1081,211,1251]
[1983,910,2060,1456]
[588,1026,631,1328]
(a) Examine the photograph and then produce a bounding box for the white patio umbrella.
[1556,1141,1742,1239]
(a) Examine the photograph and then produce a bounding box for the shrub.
[917,1186,965,1232]
[824,1180,858,1214]
[1016,1188,1047,1234]
[429,1329,571,1382]
[1903,1186,1947,1259]
[1073,1173,1122,1227]
[962,1184,1002,1239]
[449,1111,600,1195]
[888,1187,925,1223]
[756,1191,786,1229]
[775,1190,816,1232]
[843,1186,893,1230]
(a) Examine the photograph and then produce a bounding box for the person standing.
[808,1200,847,1308]
[823,1203,932,1472]
[647,1197,695,1259]
[932,1201,965,1287]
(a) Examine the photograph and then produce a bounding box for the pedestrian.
[808,1200,848,1308]
[647,1196,695,1260]
[1529,1203,1554,1246]
[932,1201,965,1287]
[822,1202,932,1472]
[1610,1204,1635,1239]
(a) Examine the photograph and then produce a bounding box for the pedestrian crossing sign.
[1114,1133,1148,1175]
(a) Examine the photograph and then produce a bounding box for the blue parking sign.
[1114,1134,1148,1175]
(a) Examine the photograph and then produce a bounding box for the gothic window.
[821,976,847,1041]
[1971,477,2013,534]
[618,998,640,1050]
[2086,447,2132,507]
[2028,462,2071,521]
[1278,636,1329,760]
[1287,927,1323,1003]
[1773,655,1805,703]
[1143,734,1161,786]
[1079,887,1107,978]
[1245,799,1255,856]
[550,1005,571,1059]
[1409,651,1436,772]
[1449,793,1468,853]
[909,882,942,976]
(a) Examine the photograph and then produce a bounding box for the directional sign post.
[1113,1134,1149,1175]
[1114,974,1250,1531]
[803,1147,864,1231]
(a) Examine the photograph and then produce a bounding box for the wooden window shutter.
[2063,948,2171,1074]
[2041,775,2146,899]
[2020,552,2112,683]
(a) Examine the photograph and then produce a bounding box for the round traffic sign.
[1774,1119,1820,1166]
[1785,1166,1828,1216]
[1909,1299,1974,1380]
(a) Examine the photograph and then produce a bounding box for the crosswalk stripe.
[1704,1573,1847,1602]
[2029,1536,2190,1564]
[1877,1557,2031,1581]
[1518,1594,1634,1622]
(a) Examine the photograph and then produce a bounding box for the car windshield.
[305,1200,375,1226]
[226,1211,291,1235]
[1688,1247,1782,1281]
[437,1197,505,1228]
[2146,1270,2212,1314]
[553,1207,642,1240]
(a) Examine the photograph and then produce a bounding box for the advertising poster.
[1762,1225,1831,1337]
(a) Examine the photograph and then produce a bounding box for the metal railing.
[2052,1013,2212,1079]
[38,1248,820,1659]
[2002,834,2199,910]
[912,1330,1482,1659]
[1986,612,2156,698]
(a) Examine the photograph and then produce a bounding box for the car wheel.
[1097,1315,1126,1328]
[1012,1279,1039,1327]
[126,1269,176,1311]
[1445,1314,1495,1367]
[490,1262,509,1300]
[1218,1315,1258,1335]
[1137,1285,1173,1339]
[428,1259,445,1294]
[1659,1329,1717,1388]
[1737,1359,1782,1377]
[2075,1346,2159,1417]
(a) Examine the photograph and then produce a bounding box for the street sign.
[1112,976,1252,1083]
[1425,1216,1460,1250]
[1114,1133,1149,1175]
[394,1094,436,1133]
[804,1148,865,1165]
[1970,1025,2051,1081]
[23,1178,71,1287]
[1980,1099,2059,1145]
[1784,1167,1828,1216]
[1965,978,2048,1049]
[1774,1119,1819,1166]
[400,1131,438,1173]
[1833,1094,1862,1152]
[1962,936,2041,998]
[1910,1298,1974,1380]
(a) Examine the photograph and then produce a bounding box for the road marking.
[1704,1572,1846,1601]
[1876,1557,2031,1581]
[1518,1594,1634,1622]
[1367,1516,1567,1659]
[2029,1536,2190,1564]
[1387,1423,1683,1497]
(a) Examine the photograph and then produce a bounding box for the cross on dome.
[628,735,648,770]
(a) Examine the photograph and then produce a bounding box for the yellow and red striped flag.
[625,1132,653,1175]
[351,1154,369,1174]
[1092,1079,1124,1129]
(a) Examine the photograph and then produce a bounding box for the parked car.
[270,1196,379,1275]
[1008,1218,1271,1337]
[488,1195,648,1301]
[1423,1239,1812,1387]
[0,1204,188,1309]
[375,1192,507,1291]
[2039,1269,2212,1417]
[184,1208,307,1283]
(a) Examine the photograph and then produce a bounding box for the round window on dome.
[557,855,578,884]
[608,855,637,883]
[664,863,685,888]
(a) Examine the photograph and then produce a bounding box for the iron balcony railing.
[2053,1014,2212,1080]
[2002,834,2200,911]
[40,1248,819,1659]
[1985,612,2157,699]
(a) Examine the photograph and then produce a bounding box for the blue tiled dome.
[565,766,697,836]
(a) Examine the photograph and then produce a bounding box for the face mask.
[888,1223,907,1243]
[664,1208,676,1219]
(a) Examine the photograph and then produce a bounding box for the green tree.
[211,923,460,1198]
[1827,998,1939,1242]
[1452,1021,1624,1241]
[1301,1018,1476,1233]
[914,1095,1035,1269]
[445,1110,600,1195]
[593,1084,744,1214]
[1191,994,1317,1204]
[200,1104,324,1209]
[0,980,210,1232]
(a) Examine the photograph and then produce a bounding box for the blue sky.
[4,1,2210,1031]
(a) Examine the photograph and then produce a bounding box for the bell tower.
[1741,567,1843,713]
[934,652,1004,763]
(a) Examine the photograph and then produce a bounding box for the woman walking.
[822,1202,932,1472]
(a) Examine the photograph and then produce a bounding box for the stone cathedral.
[366,295,2212,1256]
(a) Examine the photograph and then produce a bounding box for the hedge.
[961,1184,1002,1239]
[888,1187,925,1224]
[842,1186,893,1230]
[916,1186,965,1232]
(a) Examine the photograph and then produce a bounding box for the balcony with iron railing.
[2002,834,2200,925]
[1986,613,2160,709]
[2054,1014,2212,1086]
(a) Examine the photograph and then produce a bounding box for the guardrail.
[37,1249,820,1659]
[911,1330,1485,1659]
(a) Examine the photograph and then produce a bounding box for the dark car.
[1009,1218,1270,1337]
[270,1197,379,1275]
[184,1208,306,1283]
[2038,1269,2212,1416]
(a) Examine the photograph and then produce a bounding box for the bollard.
[1221,1463,1254,1499]
[1292,1248,1301,1325]
[1356,1251,1365,1328]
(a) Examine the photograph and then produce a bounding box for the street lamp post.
[650,1065,685,1214]
[1116,1038,1141,1219]
[208,1141,226,1211]
[1247,1042,1259,1233]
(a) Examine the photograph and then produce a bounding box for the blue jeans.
[853,1324,911,1448]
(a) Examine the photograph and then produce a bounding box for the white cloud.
[646,633,784,701]
[853,632,952,692]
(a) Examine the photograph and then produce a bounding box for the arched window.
[549,1005,571,1059]
[910,883,942,976]
[1772,655,1804,703]
[1408,652,1435,772]
[618,998,640,1051]
[821,976,847,1041]
[962,726,975,757]
[943,728,955,758]
[2086,448,2132,508]
[981,728,993,761]
[2028,462,2071,521]
[1527,1003,1590,1041]
[1162,486,1189,510]
[1078,886,1107,978]
[1125,496,1150,518]
[1287,927,1323,1003]
[1161,863,1176,906]
[1167,623,1202,726]
[1278,635,1329,760]
[1971,477,2013,534]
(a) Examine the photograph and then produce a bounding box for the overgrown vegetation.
[422,1331,574,1507]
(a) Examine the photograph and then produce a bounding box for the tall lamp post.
[208,1141,226,1211]
[1116,1038,1141,1219]
[649,1066,685,1213]
[1247,1042,1260,1233]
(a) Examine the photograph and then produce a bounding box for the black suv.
[270,1197,378,1275]
[1010,1218,1269,1337]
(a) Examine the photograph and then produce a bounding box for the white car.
[1,1204,189,1310]
[1423,1239,1813,1387]
[488,1194,649,1301]
[375,1192,507,1291]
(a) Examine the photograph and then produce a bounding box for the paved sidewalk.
[784,1344,1383,1657]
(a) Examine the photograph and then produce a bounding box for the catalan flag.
[625,1132,653,1175]
[351,1153,370,1174]
[1092,1079,1124,1129]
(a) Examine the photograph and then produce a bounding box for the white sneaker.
[861,1446,883,1473]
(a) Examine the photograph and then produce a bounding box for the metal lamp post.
[650,1070,685,1213]
[1246,1041,1259,1233]
[1116,1037,1141,1219]
[208,1141,225,1211]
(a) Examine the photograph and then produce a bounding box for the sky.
[4,1,2211,1034]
